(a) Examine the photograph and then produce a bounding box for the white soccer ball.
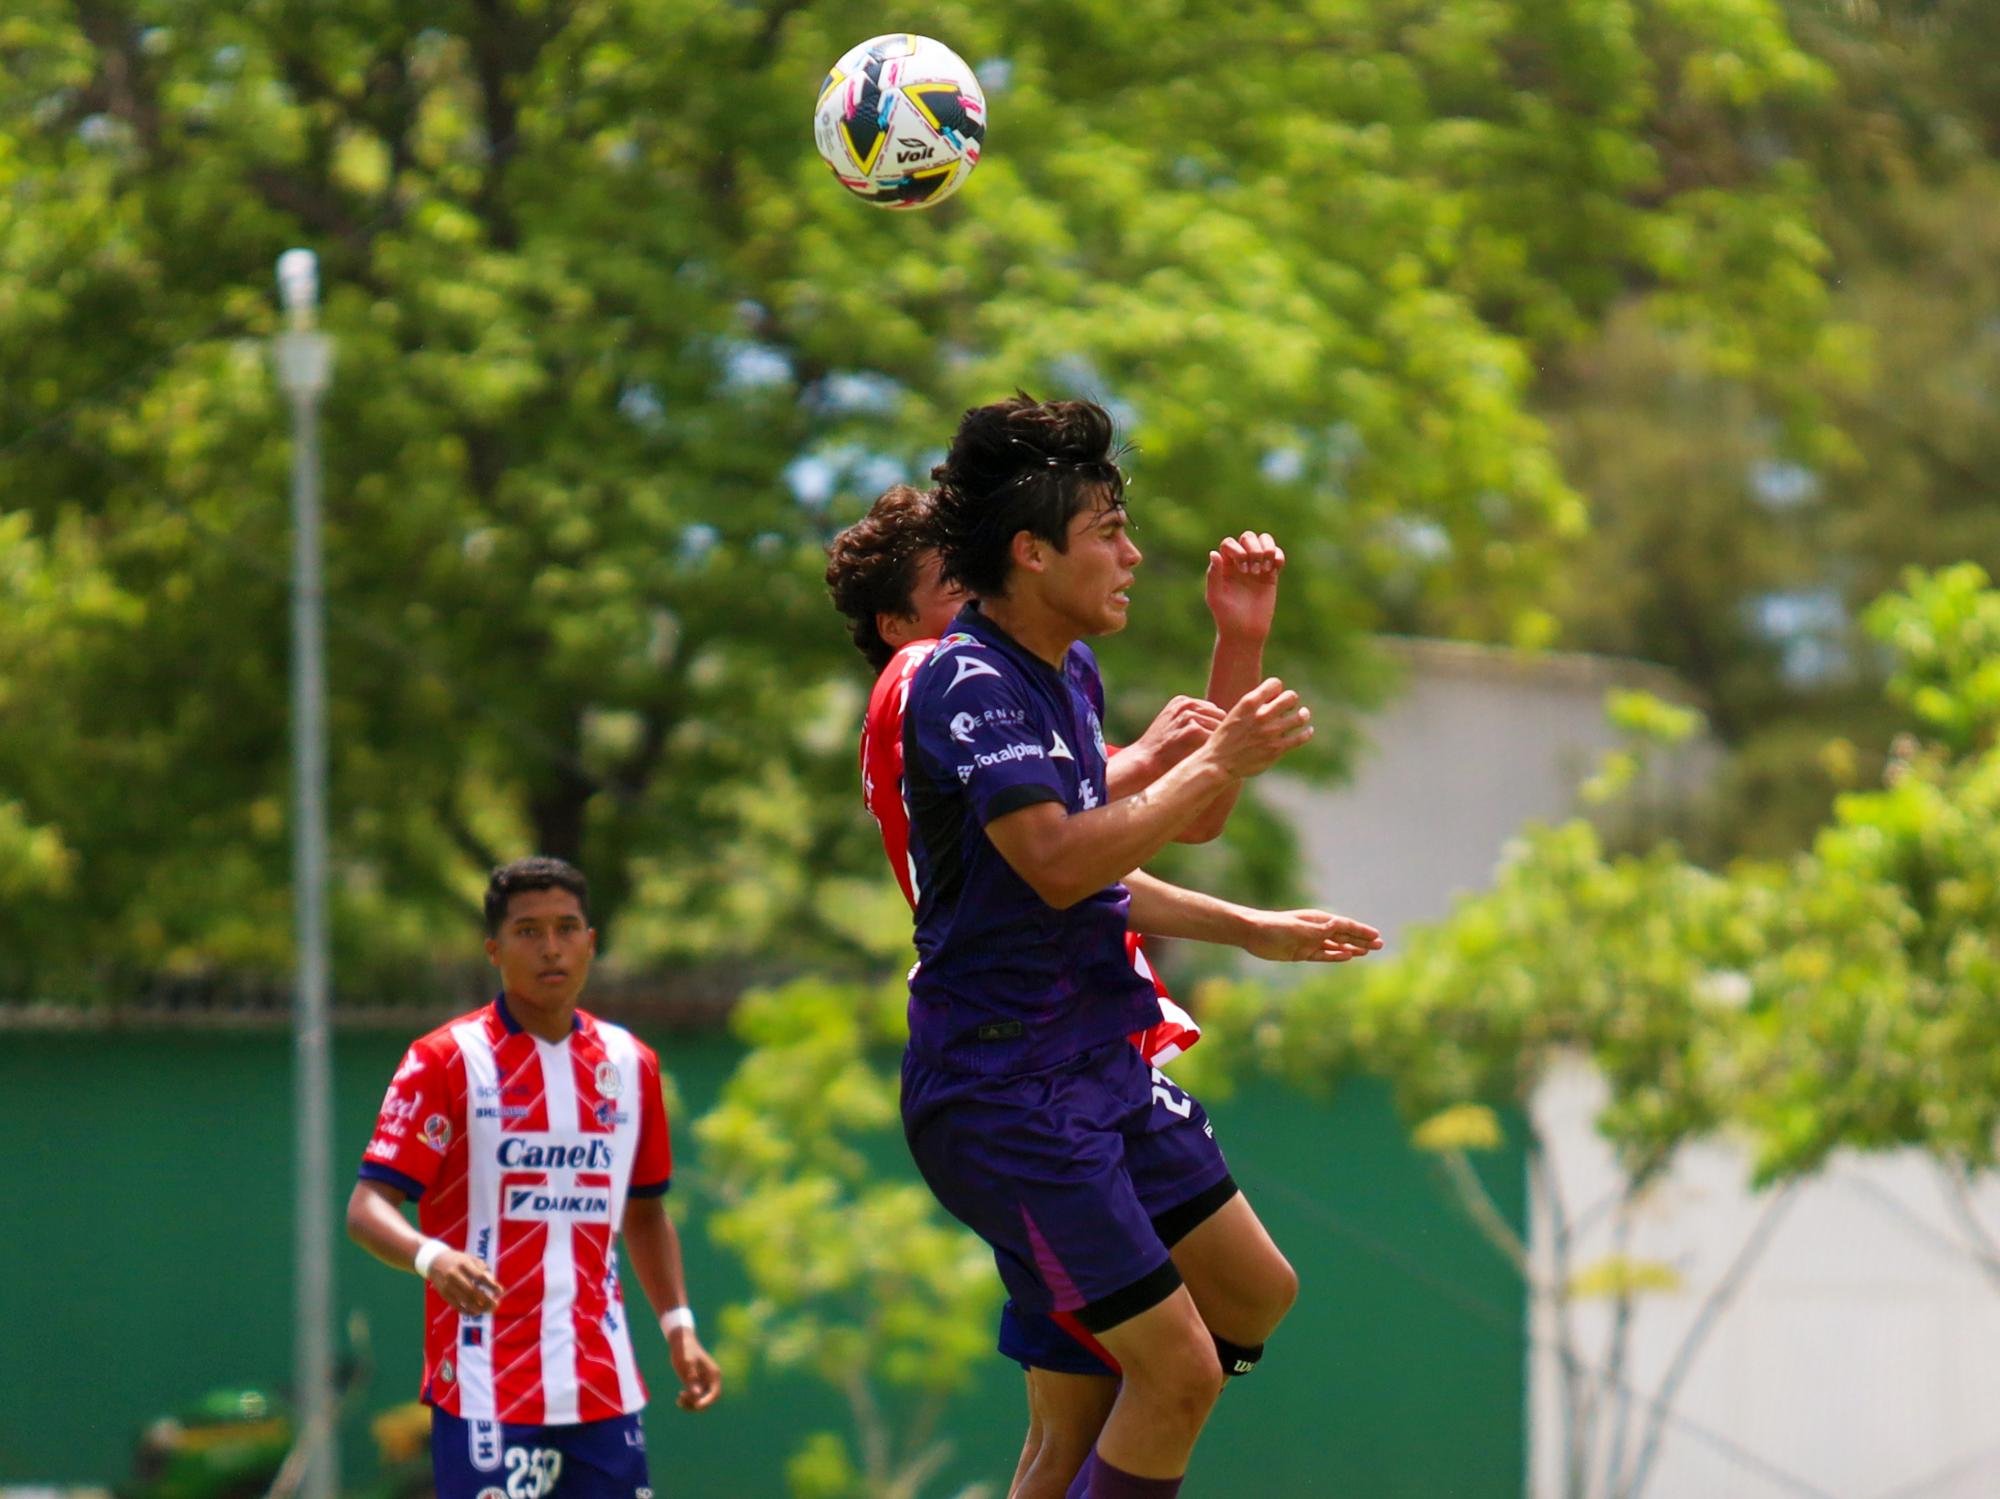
[812,33,986,210]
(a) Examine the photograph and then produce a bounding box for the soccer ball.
[813,33,986,209]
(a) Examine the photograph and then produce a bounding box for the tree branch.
[436,796,502,876]
[465,0,579,249]
[1621,1184,1799,1499]
[72,0,164,156]
[1936,1161,2000,1295]
[1596,1186,1645,1499]
[1529,1131,1592,1499]
[884,1437,957,1499]
[1441,1149,1531,1276]
[842,1364,890,1494]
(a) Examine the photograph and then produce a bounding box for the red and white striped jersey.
[860,640,1201,1066]
[358,997,673,1425]
[860,642,930,912]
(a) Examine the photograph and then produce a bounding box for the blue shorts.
[998,1301,1117,1376]
[430,1408,649,1499]
[904,1037,1233,1332]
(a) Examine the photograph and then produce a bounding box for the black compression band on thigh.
[1213,1334,1265,1377]
[1073,1257,1184,1334]
[1150,1173,1240,1249]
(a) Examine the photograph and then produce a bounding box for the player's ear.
[1010,529,1045,575]
[484,935,500,968]
[877,609,917,650]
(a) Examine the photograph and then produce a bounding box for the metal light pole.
[274,248,337,1499]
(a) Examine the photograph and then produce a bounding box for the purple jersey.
[902,604,1162,1074]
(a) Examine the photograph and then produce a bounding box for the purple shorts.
[902,1037,1234,1331]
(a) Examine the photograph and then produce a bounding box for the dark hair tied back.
[929,392,1127,597]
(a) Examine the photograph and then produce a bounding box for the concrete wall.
[1268,637,2000,1499]
[1265,637,1713,949]
[1528,1063,2000,1499]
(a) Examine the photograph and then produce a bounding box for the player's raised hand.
[1128,694,1225,774]
[1242,909,1383,963]
[1205,531,1285,643]
[1206,677,1313,779]
[667,1328,722,1411]
[425,1250,505,1315]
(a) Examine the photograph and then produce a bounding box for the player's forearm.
[622,1199,691,1316]
[1207,631,1268,713]
[998,753,1238,909]
[345,1182,425,1271]
[1123,869,1257,947]
[1179,634,1268,841]
[1105,748,1162,800]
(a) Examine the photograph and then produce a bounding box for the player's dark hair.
[824,484,935,670]
[929,392,1127,598]
[484,857,590,935]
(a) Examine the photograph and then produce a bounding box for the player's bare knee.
[1180,1342,1227,1412]
[1267,1252,1300,1323]
[1128,1337,1223,1418]
[1232,1251,1298,1342]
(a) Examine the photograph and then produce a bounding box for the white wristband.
[413,1237,450,1279]
[659,1306,695,1335]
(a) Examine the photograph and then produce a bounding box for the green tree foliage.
[1736,564,2000,1179]
[694,978,999,1499]
[1195,566,2000,1493]
[1196,801,1769,1499]
[1533,0,2000,859]
[0,0,1833,993]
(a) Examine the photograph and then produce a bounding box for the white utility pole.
[274,247,337,1499]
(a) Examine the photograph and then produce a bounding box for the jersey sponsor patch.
[954,741,1046,783]
[502,1179,614,1223]
[945,654,1003,693]
[423,1114,453,1152]
[496,1133,617,1170]
[469,1417,502,1472]
[947,706,1029,744]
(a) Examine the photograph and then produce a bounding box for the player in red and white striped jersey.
[348,858,719,1499]
[828,485,1290,1499]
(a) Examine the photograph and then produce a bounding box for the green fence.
[3,1027,1525,1498]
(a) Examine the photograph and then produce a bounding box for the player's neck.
[978,593,1075,669]
[504,989,580,1043]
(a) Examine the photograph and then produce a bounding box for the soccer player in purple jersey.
[831,488,1325,1498]
[899,395,1381,1498]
